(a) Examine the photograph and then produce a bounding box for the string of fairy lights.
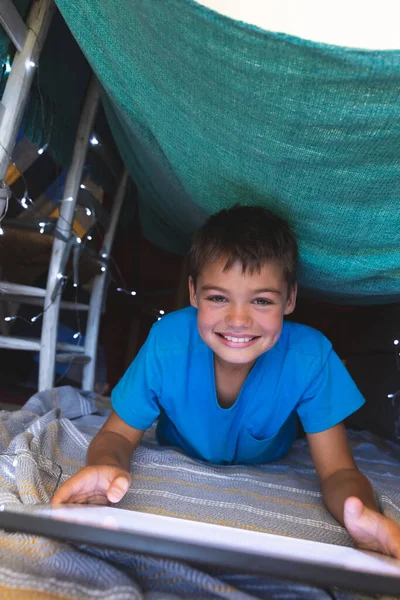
[0,163,166,329]
[0,55,166,359]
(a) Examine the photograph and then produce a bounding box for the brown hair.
[188,205,298,292]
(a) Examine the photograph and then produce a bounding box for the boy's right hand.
[51,465,131,506]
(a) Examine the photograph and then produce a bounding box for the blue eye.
[207,296,227,303]
[253,298,273,306]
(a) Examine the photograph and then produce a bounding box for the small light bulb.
[5,60,11,74]
[101,252,107,258]
[39,227,45,234]
[4,316,15,322]
[31,316,38,323]
[101,266,106,272]
[56,273,63,280]
[80,184,86,190]
[21,197,28,209]
[73,283,78,288]
[394,340,399,346]
[388,394,394,399]
[85,208,92,216]
[76,237,82,244]
[158,317,161,321]
[131,291,136,296]
[0,226,4,236]
[73,332,80,339]
[159,310,165,315]
[87,235,92,241]
[65,196,74,202]
[26,59,36,69]
[38,143,48,155]
[116,287,122,292]
[39,221,45,227]
[90,135,99,146]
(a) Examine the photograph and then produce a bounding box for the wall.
[197,0,400,49]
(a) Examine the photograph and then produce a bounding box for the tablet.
[0,504,399,596]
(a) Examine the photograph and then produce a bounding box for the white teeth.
[222,335,253,343]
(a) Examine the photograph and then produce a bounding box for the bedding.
[0,386,399,599]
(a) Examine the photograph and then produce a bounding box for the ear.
[284,283,297,316]
[188,276,198,308]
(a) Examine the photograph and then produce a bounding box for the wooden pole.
[38,76,99,391]
[0,0,28,52]
[0,0,54,182]
[82,169,129,391]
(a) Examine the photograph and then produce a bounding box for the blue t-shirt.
[112,307,365,465]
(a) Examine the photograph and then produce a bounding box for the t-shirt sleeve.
[296,347,365,434]
[111,325,161,430]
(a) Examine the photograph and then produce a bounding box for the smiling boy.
[53,205,400,558]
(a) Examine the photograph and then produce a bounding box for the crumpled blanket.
[0,386,399,599]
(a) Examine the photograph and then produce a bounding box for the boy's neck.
[214,354,257,409]
[214,353,256,376]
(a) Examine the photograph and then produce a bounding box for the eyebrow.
[200,285,281,295]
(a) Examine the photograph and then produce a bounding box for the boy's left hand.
[344,496,400,559]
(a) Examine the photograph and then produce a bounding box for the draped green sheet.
[4,0,400,302]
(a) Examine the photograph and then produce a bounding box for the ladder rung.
[0,0,28,52]
[0,293,89,311]
[57,342,85,353]
[0,336,86,353]
[0,282,46,298]
[56,353,91,364]
[60,301,89,312]
[0,335,40,351]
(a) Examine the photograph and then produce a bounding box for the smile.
[216,333,259,346]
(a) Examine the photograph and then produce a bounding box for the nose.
[225,304,253,329]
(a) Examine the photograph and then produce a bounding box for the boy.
[53,206,400,559]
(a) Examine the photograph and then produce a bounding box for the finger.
[82,494,109,506]
[51,470,92,505]
[343,497,384,554]
[51,482,74,505]
[344,496,364,522]
[107,475,130,503]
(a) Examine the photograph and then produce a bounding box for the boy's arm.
[307,423,377,520]
[87,410,145,470]
[307,423,400,559]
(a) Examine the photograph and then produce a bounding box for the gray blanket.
[0,386,399,599]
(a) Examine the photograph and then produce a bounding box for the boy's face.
[189,257,297,369]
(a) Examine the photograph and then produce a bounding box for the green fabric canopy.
[4,0,400,302]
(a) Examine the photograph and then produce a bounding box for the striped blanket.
[0,386,399,599]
